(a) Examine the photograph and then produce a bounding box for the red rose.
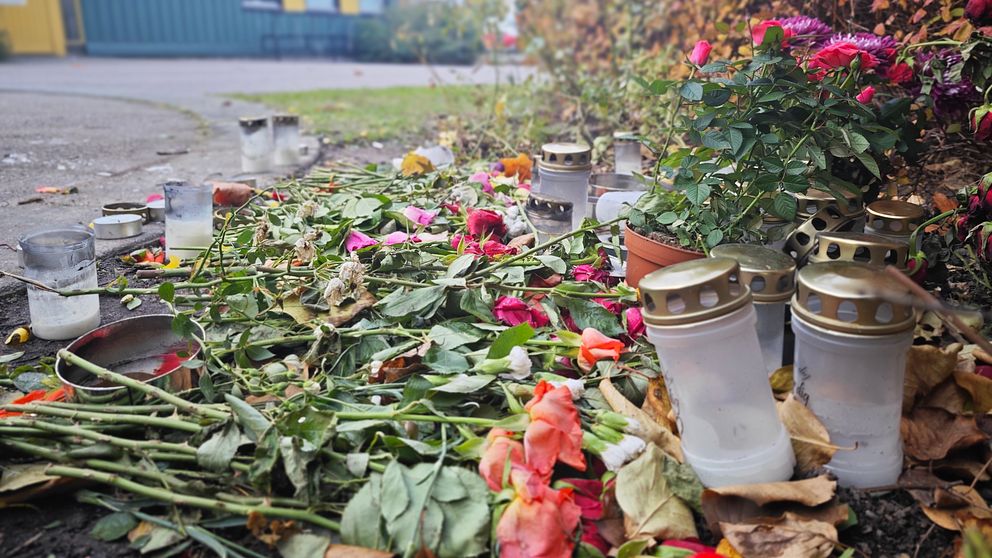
[810,41,878,71]
[571,264,609,283]
[907,254,928,284]
[967,0,992,23]
[973,107,992,141]
[493,296,549,328]
[466,208,507,238]
[752,20,795,47]
[856,86,876,104]
[886,62,914,85]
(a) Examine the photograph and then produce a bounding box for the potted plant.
[623,18,913,286]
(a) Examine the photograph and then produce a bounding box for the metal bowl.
[102,202,149,223]
[93,214,143,240]
[55,314,204,404]
[147,199,165,222]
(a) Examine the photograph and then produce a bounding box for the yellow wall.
[283,0,306,12]
[340,0,360,15]
[0,0,66,56]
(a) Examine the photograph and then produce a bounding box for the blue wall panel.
[80,0,356,57]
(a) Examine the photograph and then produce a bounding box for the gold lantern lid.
[865,199,925,236]
[793,262,915,335]
[239,116,268,129]
[539,143,593,171]
[638,257,751,326]
[272,114,299,125]
[795,188,864,220]
[784,205,858,263]
[808,232,909,269]
[709,244,796,303]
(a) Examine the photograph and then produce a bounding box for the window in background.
[242,0,281,10]
[307,0,337,12]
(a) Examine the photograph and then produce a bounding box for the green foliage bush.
[0,31,11,62]
[353,3,484,65]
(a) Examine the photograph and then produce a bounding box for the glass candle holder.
[272,114,301,166]
[864,199,925,250]
[164,180,214,261]
[525,192,573,245]
[710,244,796,375]
[795,188,866,232]
[792,262,915,488]
[808,231,909,272]
[239,116,272,173]
[537,143,592,231]
[613,132,641,175]
[20,226,101,340]
[639,258,795,486]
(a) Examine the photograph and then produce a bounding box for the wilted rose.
[973,107,992,141]
[466,208,508,238]
[886,62,914,84]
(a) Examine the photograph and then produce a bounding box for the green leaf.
[617,539,652,558]
[844,130,871,154]
[276,533,330,558]
[487,323,535,359]
[705,229,724,248]
[278,406,335,448]
[757,91,787,103]
[679,81,703,101]
[341,474,389,549]
[279,435,319,501]
[702,88,732,107]
[445,254,475,278]
[378,285,446,318]
[226,294,259,320]
[431,374,494,393]
[249,427,280,490]
[659,211,678,225]
[459,288,492,322]
[158,282,175,303]
[683,183,711,206]
[428,323,481,350]
[90,511,137,542]
[772,192,798,221]
[423,346,471,374]
[535,255,567,274]
[196,421,243,473]
[224,394,270,443]
[854,151,881,179]
[555,297,625,337]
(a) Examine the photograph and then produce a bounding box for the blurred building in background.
[0,0,390,57]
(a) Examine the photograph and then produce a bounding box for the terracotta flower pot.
[624,224,704,288]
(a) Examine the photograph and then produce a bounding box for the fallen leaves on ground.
[901,407,989,461]
[769,365,794,397]
[599,377,683,462]
[400,152,434,176]
[719,513,838,558]
[642,376,678,433]
[776,394,837,473]
[904,344,961,412]
[701,476,847,537]
[280,290,377,327]
[615,443,698,541]
[903,469,992,531]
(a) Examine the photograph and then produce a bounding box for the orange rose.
[479,428,526,491]
[578,328,624,370]
[523,381,586,479]
[501,153,533,181]
[496,467,582,558]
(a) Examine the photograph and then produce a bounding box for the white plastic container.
[163,180,214,261]
[272,114,301,166]
[613,132,641,175]
[20,226,101,340]
[538,143,592,231]
[792,262,915,488]
[640,258,796,487]
[710,244,796,376]
[239,116,272,173]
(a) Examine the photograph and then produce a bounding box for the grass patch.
[232,85,483,143]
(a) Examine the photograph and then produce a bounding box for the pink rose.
[856,86,875,104]
[469,171,494,194]
[571,264,609,283]
[467,208,508,238]
[593,297,622,315]
[383,231,418,246]
[752,20,795,47]
[345,230,378,252]
[974,107,992,141]
[493,296,549,328]
[810,41,878,71]
[689,40,712,66]
[402,205,436,226]
[625,307,645,339]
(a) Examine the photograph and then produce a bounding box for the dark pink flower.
[689,40,712,66]
[974,107,992,141]
[967,0,992,24]
[593,297,622,315]
[886,62,913,84]
[752,20,795,47]
[571,264,608,283]
[469,171,494,195]
[494,296,550,328]
[625,307,645,339]
[345,230,378,252]
[559,478,609,554]
[809,41,878,71]
[402,205,436,226]
[383,231,418,246]
[856,86,875,104]
[467,208,507,238]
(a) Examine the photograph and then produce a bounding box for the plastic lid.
[793,262,915,335]
[795,188,864,219]
[709,244,796,303]
[238,116,268,129]
[808,231,908,270]
[271,114,299,125]
[784,205,858,263]
[865,199,925,236]
[538,143,592,171]
[613,131,637,142]
[638,257,751,326]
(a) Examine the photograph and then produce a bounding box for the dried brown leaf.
[599,377,683,462]
[701,476,847,537]
[720,513,837,558]
[324,545,394,558]
[918,485,991,530]
[507,233,535,250]
[904,344,961,412]
[954,370,992,413]
[776,394,837,473]
[705,476,836,508]
[901,407,989,461]
[769,365,794,397]
[642,376,677,432]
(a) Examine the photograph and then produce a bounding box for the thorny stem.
[2,418,197,455]
[46,466,341,531]
[1,404,202,433]
[57,350,228,421]
[908,209,958,252]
